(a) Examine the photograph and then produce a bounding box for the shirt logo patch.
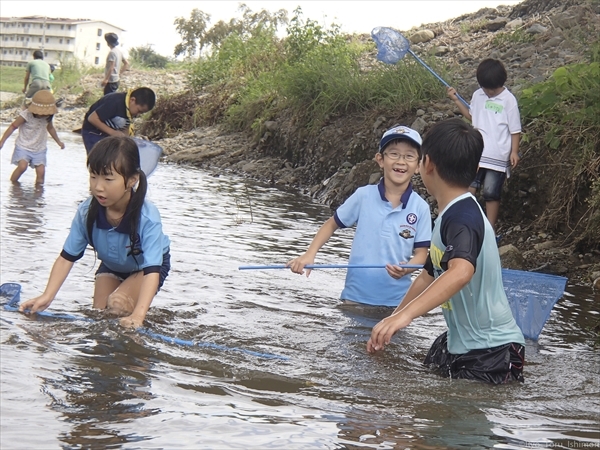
[407,213,417,224]
[399,229,414,239]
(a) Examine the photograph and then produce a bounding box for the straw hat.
[29,90,58,115]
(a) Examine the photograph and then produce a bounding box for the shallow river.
[1,130,599,449]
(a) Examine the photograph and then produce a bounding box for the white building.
[0,16,125,67]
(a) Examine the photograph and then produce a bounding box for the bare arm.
[87,111,127,136]
[120,57,130,74]
[447,87,472,121]
[46,122,65,149]
[19,255,75,313]
[367,258,474,352]
[510,133,521,168]
[23,70,30,93]
[0,117,25,149]
[287,217,339,277]
[119,272,160,328]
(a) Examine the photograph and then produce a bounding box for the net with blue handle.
[133,137,163,177]
[501,269,567,340]
[0,283,288,360]
[371,26,410,64]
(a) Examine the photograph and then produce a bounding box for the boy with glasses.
[288,126,431,307]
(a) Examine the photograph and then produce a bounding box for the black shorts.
[103,81,119,95]
[424,331,525,384]
[95,251,171,291]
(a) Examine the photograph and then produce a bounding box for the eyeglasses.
[383,152,419,162]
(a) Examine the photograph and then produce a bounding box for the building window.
[19,50,23,55]
[40,23,44,28]
[61,25,64,30]
[39,38,42,43]
[68,25,72,30]
[94,56,100,64]
[67,39,70,44]
[44,51,48,57]
[97,28,102,36]
[96,43,101,51]
[46,24,50,29]
[45,38,49,43]
[59,38,63,44]
[20,36,24,41]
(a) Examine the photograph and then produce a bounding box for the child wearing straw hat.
[0,90,65,185]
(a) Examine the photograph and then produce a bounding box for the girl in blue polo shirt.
[20,136,171,328]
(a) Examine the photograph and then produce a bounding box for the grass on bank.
[0,60,93,97]
[143,9,451,148]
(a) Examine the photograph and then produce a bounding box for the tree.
[173,8,211,58]
[173,4,287,58]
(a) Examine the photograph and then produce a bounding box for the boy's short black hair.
[476,58,507,89]
[421,118,484,188]
[33,50,44,59]
[131,87,156,110]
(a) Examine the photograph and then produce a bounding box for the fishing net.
[133,137,163,177]
[502,269,567,340]
[371,26,410,64]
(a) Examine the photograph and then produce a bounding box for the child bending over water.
[20,136,171,328]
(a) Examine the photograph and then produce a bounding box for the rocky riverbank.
[1,0,598,288]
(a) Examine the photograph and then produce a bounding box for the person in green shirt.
[23,50,52,99]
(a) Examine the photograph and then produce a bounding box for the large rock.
[499,244,525,270]
[410,30,435,44]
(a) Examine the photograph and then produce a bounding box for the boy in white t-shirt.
[447,58,521,233]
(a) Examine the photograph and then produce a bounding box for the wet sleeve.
[423,254,434,277]
[439,206,484,271]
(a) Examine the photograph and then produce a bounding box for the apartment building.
[0,16,125,67]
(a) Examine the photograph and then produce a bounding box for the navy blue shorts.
[95,250,171,291]
[81,129,107,154]
[470,168,506,201]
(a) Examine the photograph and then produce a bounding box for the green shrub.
[130,45,170,69]
[518,46,600,246]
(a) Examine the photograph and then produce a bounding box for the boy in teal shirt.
[367,118,525,384]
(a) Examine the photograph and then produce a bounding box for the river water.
[1,130,599,449]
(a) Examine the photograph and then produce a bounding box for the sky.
[1,1,523,57]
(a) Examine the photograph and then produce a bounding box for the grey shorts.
[25,80,51,99]
[470,168,506,201]
[11,145,47,168]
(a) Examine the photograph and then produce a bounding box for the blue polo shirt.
[424,193,524,354]
[334,180,431,307]
[61,196,170,275]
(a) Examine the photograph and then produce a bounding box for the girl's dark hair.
[421,118,484,188]
[476,58,507,89]
[86,137,147,263]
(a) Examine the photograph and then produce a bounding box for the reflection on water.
[1,128,599,449]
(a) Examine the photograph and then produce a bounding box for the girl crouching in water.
[20,136,171,328]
